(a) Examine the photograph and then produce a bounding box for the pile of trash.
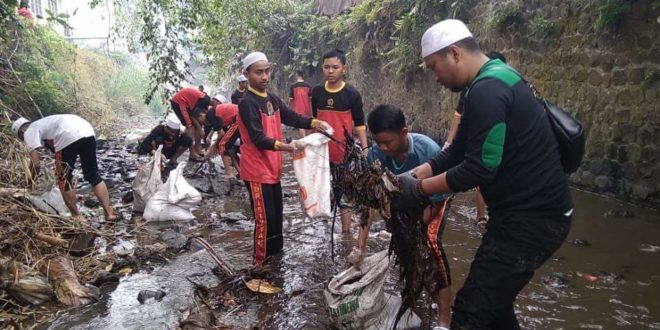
[331,134,442,328]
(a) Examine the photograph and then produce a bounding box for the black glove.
[392,172,429,211]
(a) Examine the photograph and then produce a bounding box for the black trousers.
[56,136,102,191]
[451,211,571,330]
[245,181,284,266]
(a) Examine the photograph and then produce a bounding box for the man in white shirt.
[12,115,117,221]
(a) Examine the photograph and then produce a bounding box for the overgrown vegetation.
[0,14,161,134]
[486,2,522,30]
[594,0,631,33]
[527,15,559,39]
[642,68,659,89]
[97,0,476,101]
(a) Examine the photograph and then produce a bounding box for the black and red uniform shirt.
[171,87,207,126]
[289,81,312,117]
[207,104,239,131]
[311,82,365,164]
[231,89,246,105]
[237,88,314,184]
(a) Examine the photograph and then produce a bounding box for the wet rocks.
[188,177,213,194]
[604,209,635,218]
[92,270,120,286]
[220,212,248,223]
[159,230,188,251]
[83,197,100,208]
[567,238,591,247]
[541,273,570,289]
[137,289,166,304]
[639,244,660,252]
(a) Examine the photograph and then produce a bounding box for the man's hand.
[392,172,429,210]
[315,120,332,133]
[290,139,307,152]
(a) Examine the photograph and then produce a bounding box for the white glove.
[290,139,306,152]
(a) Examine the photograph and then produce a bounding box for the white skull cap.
[11,117,30,136]
[421,19,473,58]
[166,113,181,130]
[242,52,268,71]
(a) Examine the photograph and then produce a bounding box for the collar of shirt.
[391,134,415,171]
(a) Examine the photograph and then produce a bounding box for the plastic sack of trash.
[292,132,332,218]
[26,186,69,215]
[143,162,201,221]
[132,146,163,212]
[324,250,421,330]
[25,166,69,215]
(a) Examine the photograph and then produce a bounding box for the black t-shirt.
[231,89,245,105]
[139,125,192,155]
[238,90,313,150]
[311,83,365,127]
[429,59,572,216]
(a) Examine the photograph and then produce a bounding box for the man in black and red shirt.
[311,49,368,234]
[170,87,210,160]
[288,70,312,137]
[238,51,331,266]
[205,95,241,179]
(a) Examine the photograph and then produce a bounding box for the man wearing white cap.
[138,113,192,167]
[392,19,573,329]
[238,51,331,266]
[231,74,248,105]
[12,114,117,221]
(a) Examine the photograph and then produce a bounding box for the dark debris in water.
[542,273,571,289]
[567,238,591,247]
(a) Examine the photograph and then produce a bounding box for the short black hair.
[198,85,205,91]
[192,107,206,118]
[322,48,346,65]
[198,94,210,108]
[486,51,507,63]
[367,104,406,134]
[435,37,481,56]
[295,70,304,78]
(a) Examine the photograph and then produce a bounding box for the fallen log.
[0,258,55,305]
[39,256,99,307]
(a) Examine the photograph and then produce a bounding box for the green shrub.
[642,68,659,89]
[528,15,559,39]
[594,0,631,33]
[486,2,522,30]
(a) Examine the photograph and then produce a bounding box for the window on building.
[48,0,57,13]
[29,0,43,17]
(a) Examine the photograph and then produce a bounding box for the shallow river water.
[43,150,660,329]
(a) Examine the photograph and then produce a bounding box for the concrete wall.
[278,0,660,204]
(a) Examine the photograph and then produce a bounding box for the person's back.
[289,71,312,117]
[459,59,570,215]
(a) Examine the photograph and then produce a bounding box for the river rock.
[220,212,248,223]
[542,273,570,289]
[567,238,591,247]
[632,181,656,200]
[604,209,635,218]
[137,289,166,304]
[160,230,188,251]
